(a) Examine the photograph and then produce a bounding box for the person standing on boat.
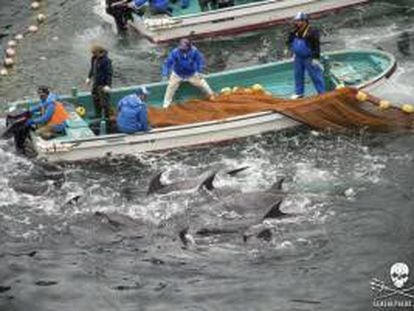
[85,45,113,120]
[116,87,150,133]
[287,12,326,99]
[161,38,214,108]
[25,86,70,140]
[105,0,133,33]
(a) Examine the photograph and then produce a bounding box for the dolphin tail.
[147,172,164,195]
[267,178,285,193]
[199,171,218,191]
[226,166,249,177]
[263,200,287,219]
[179,227,195,248]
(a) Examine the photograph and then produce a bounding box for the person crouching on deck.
[26,86,69,140]
[116,87,150,134]
[287,12,326,99]
[161,38,214,108]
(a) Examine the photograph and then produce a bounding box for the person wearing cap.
[25,86,69,139]
[116,87,150,134]
[287,12,326,99]
[85,45,113,120]
[161,38,214,108]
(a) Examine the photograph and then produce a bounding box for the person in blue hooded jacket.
[129,0,174,15]
[287,12,326,99]
[116,87,150,134]
[161,38,214,108]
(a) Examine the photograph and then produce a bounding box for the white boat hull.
[130,0,368,43]
[33,112,300,162]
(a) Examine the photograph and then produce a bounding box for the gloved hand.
[102,85,111,93]
[194,72,203,79]
[85,78,91,86]
[312,59,324,71]
[25,119,35,128]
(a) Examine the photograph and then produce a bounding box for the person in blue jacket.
[287,12,326,99]
[161,38,214,108]
[25,86,69,139]
[129,0,184,15]
[116,86,150,134]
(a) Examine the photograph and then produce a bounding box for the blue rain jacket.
[292,37,313,58]
[287,26,321,59]
[133,0,169,12]
[181,0,189,8]
[27,93,65,131]
[116,94,149,134]
[161,47,205,79]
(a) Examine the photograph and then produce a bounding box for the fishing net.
[148,87,414,132]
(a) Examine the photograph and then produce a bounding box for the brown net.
[148,87,414,132]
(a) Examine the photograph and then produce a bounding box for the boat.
[5,49,396,162]
[128,0,369,43]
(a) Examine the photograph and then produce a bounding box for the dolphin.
[147,166,249,195]
[179,178,288,245]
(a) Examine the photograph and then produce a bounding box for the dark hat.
[293,12,308,21]
[136,86,149,96]
[37,85,50,95]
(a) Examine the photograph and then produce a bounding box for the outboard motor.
[3,110,32,154]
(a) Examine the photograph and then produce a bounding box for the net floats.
[15,34,24,41]
[7,40,17,48]
[37,13,46,23]
[3,58,14,67]
[378,100,390,110]
[76,106,86,117]
[356,91,368,102]
[252,84,264,91]
[0,68,9,76]
[31,2,40,10]
[401,104,414,114]
[28,25,39,33]
[5,48,16,57]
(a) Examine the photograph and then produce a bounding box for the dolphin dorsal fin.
[226,166,249,177]
[199,172,217,191]
[268,178,285,193]
[147,172,165,195]
[263,200,287,219]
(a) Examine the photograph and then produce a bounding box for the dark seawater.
[0,1,414,310]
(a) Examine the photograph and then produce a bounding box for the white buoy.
[6,48,16,57]
[31,1,40,9]
[344,188,356,198]
[37,13,46,23]
[15,34,24,41]
[7,40,17,47]
[0,68,8,76]
[52,36,59,41]
[310,130,320,137]
[4,58,14,67]
[28,25,39,33]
